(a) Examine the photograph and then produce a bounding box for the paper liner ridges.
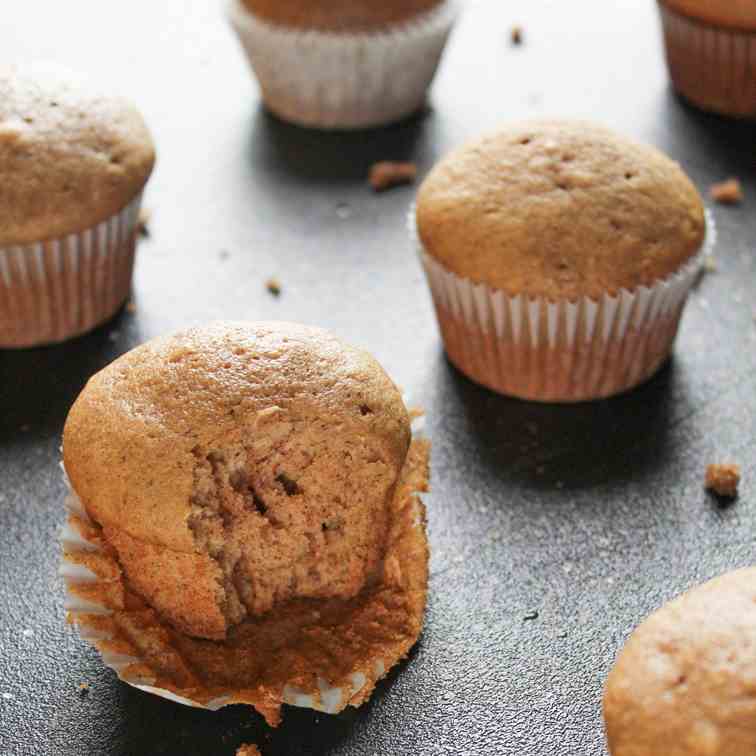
[0,194,142,348]
[227,0,457,129]
[660,3,756,119]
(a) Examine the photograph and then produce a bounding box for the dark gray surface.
[1,1,755,754]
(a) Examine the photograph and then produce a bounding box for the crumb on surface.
[236,743,261,756]
[125,300,137,314]
[265,278,281,297]
[137,208,151,238]
[703,255,717,273]
[368,161,417,192]
[78,682,89,694]
[705,463,740,498]
[709,178,743,205]
[511,25,523,44]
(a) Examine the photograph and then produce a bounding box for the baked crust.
[661,0,756,31]
[0,63,154,245]
[416,120,705,301]
[604,567,756,756]
[239,0,444,32]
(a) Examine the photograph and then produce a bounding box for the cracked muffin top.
[416,120,705,301]
[0,62,155,245]
[239,0,445,32]
[63,321,411,640]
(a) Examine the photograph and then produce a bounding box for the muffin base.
[659,2,756,119]
[0,195,142,348]
[416,217,709,403]
[61,428,430,727]
[227,0,458,130]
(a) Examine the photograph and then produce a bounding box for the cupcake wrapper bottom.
[60,409,429,725]
[416,215,712,403]
[227,0,458,129]
[0,195,143,348]
[659,3,756,119]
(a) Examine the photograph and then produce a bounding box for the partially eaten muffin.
[62,321,429,724]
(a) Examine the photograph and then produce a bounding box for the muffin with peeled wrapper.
[60,321,430,726]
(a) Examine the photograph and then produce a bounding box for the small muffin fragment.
[369,161,417,192]
[705,463,740,498]
[236,745,261,756]
[709,178,743,205]
[604,567,756,756]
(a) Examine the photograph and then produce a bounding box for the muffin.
[414,120,706,402]
[0,63,155,348]
[604,567,756,755]
[658,1,756,119]
[227,0,458,129]
[61,321,430,725]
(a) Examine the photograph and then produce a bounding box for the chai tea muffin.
[227,0,457,129]
[61,321,430,725]
[604,567,756,756]
[0,63,155,348]
[415,120,706,402]
[658,1,756,119]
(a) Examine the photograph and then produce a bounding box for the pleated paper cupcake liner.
[227,0,458,129]
[659,2,756,119]
[60,410,430,726]
[0,194,143,348]
[413,209,713,402]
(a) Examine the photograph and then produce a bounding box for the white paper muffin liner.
[659,2,756,119]
[227,0,458,129]
[0,194,142,349]
[60,407,428,719]
[413,208,714,402]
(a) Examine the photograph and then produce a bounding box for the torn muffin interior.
[110,405,406,640]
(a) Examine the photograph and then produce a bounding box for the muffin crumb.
[125,300,137,314]
[265,278,281,297]
[702,255,717,273]
[709,178,743,205]
[510,25,524,45]
[369,161,417,192]
[137,208,152,238]
[78,682,89,695]
[236,745,261,756]
[705,463,740,498]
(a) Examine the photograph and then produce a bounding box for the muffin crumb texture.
[705,463,740,498]
[709,178,743,205]
[604,567,756,756]
[369,161,417,192]
[236,745,261,756]
[63,322,412,641]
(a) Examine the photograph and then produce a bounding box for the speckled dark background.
[1,2,755,754]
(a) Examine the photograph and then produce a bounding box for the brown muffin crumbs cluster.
[709,178,743,205]
[236,745,261,756]
[705,463,740,498]
[369,162,417,192]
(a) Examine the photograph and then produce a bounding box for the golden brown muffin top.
[240,0,445,32]
[416,120,705,301]
[0,63,155,246]
[662,0,756,31]
[604,567,756,756]
[63,321,410,556]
